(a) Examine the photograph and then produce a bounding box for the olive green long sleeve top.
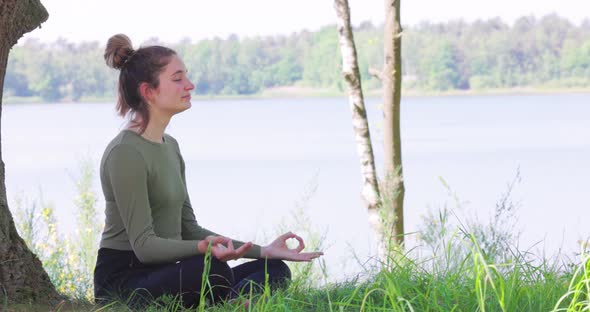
[99,130,261,264]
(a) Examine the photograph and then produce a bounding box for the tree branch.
[369,67,384,81]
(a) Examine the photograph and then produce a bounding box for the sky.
[20,0,589,45]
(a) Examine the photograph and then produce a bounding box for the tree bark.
[0,0,61,304]
[382,0,405,246]
[333,0,383,250]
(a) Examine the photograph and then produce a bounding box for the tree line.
[4,14,590,102]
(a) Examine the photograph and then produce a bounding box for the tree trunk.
[0,0,61,304]
[333,0,383,251]
[382,0,405,246]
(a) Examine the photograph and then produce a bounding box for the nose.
[185,80,195,91]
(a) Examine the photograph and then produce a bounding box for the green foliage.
[26,248,588,311]
[11,167,590,311]
[419,170,522,274]
[4,48,33,97]
[6,14,587,102]
[14,158,101,301]
[71,159,102,299]
[302,26,343,90]
[275,174,326,290]
[561,40,590,79]
[420,39,462,90]
[554,254,590,311]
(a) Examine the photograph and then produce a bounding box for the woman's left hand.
[260,232,324,262]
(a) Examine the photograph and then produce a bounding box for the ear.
[139,82,154,103]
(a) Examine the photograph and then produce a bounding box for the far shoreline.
[3,86,590,105]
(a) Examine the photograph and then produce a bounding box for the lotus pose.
[93,34,323,308]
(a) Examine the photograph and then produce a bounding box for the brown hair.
[104,34,177,134]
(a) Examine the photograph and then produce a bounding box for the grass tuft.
[10,166,590,311]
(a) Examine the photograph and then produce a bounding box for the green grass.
[10,163,590,311]
[7,245,587,311]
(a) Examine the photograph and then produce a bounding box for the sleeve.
[177,143,262,259]
[106,144,203,264]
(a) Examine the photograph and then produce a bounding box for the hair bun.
[104,34,135,70]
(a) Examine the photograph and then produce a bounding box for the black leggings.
[94,248,291,308]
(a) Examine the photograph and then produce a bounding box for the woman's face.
[149,55,194,116]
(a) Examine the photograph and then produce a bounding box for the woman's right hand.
[197,235,253,262]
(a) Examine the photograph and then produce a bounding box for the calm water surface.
[3,93,589,279]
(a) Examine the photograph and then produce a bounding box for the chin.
[171,104,191,116]
[180,100,192,109]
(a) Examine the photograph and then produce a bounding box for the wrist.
[197,240,209,253]
[260,246,268,258]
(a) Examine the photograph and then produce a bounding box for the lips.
[182,95,191,101]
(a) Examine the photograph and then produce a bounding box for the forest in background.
[4,14,590,102]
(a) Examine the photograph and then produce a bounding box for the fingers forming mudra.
[198,236,253,262]
[262,232,324,262]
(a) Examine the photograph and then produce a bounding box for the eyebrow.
[171,69,188,76]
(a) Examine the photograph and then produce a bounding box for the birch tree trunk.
[333,0,383,251]
[0,0,61,304]
[382,0,405,246]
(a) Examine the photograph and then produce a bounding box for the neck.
[129,110,171,144]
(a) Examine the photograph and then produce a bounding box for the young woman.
[94,34,323,308]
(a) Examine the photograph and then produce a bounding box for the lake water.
[2,93,590,280]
